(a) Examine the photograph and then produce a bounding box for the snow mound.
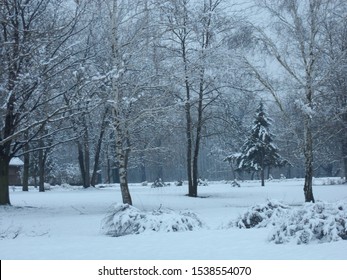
[232,200,289,229]
[269,201,347,244]
[102,204,205,237]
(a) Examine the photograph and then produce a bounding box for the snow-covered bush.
[230,200,347,244]
[198,178,208,186]
[175,180,183,186]
[269,202,347,244]
[151,178,165,188]
[321,178,345,186]
[102,204,205,237]
[232,200,289,229]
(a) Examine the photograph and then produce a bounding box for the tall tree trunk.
[0,1,21,205]
[155,138,163,180]
[192,70,205,196]
[183,48,194,196]
[22,138,30,192]
[303,34,315,202]
[177,1,195,197]
[115,120,132,205]
[260,169,265,187]
[91,113,107,187]
[107,158,111,184]
[118,153,132,205]
[110,0,132,205]
[139,151,147,182]
[83,131,91,188]
[343,139,347,182]
[39,150,45,192]
[343,143,347,182]
[38,142,45,192]
[185,101,194,196]
[261,149,265,186]
[342,112,347,182]
[140,162,146,182]
[77,141,86,187]
[0,94,15,203]
[190,0,215,196]
[303,115,315,202]
[192,145,199,195]
[76,125,91,189]
[0,155,11,205]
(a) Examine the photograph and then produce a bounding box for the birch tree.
[246,0,341,202]
[322,2,347,181]
[102,0,167,204]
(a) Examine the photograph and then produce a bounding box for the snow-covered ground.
[1,178,347,260]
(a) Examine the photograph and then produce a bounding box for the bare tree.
[322,2,347,181]
[157,0,234,196]
[245,0,345,202]
[101,0,168,204]
[0,0,87,204]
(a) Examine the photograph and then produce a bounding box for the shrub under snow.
[102,204,205,237]
[231,200,347,244]
[232,200,289,229]
[269,202,347,244]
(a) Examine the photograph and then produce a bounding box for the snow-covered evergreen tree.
[236,102,288,186]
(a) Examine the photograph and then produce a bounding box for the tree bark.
[139,152,147,182]
[77,127,91,189]
[91,112,107,187]
[185,101,195,196]
[83,131,91,188]
[192,70,205,196]
[110,0,132,205]
[38,146,45,192]
[183,59,194,196]
[260,169,265,187]
[77,141,86,187]
[342,135,347,182]
[342,112,347,181]
[0,155,11,205]
[22,139,30,192]
[261,149,265,186]
[303,115,315,202]
[0,95,15,204]
[115,120,132,205]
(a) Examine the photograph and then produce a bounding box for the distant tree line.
[1,0,346,205]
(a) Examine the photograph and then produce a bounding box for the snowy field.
[1,178,347,260]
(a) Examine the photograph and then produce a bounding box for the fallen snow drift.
[102,203,205,237]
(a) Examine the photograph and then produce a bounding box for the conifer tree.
[236,102,288,186]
